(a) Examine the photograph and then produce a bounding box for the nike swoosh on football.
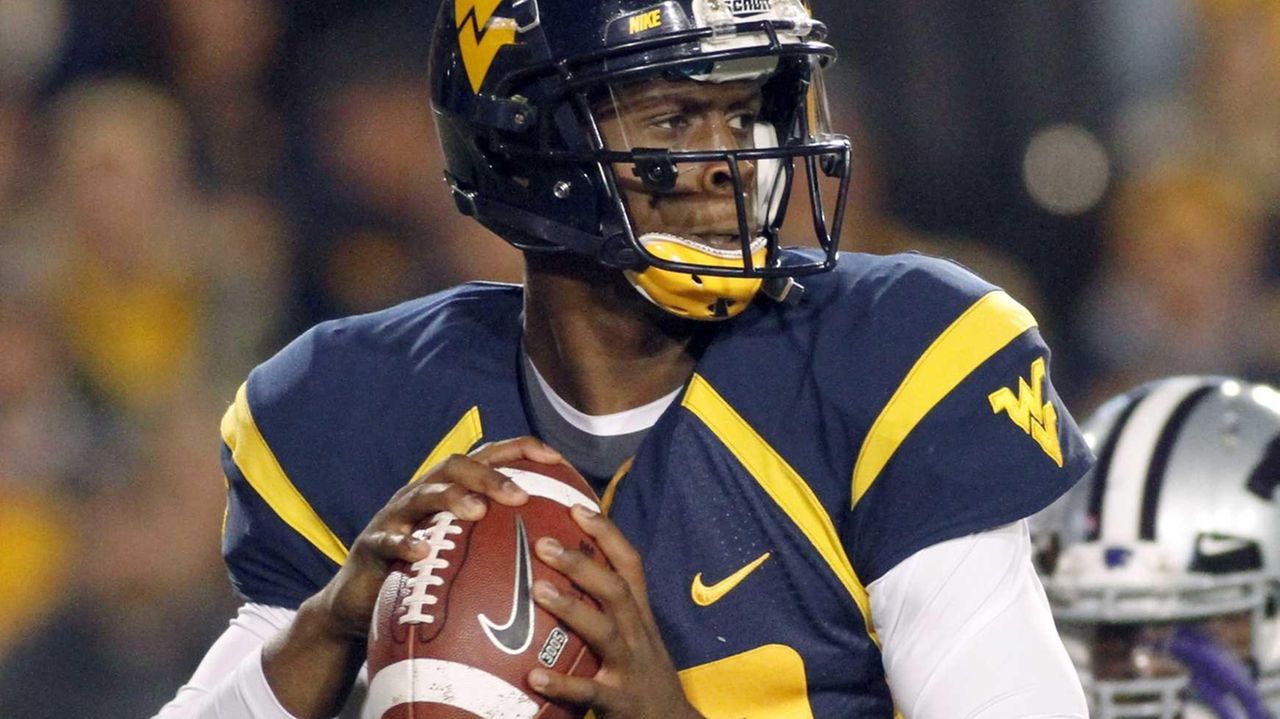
[478,515,535,654]
[691,551,771,607]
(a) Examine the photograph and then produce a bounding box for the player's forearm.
[261,596,366,719]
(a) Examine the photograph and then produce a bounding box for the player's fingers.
[408,455,528,513]
[386,472,491,526]
[357,528,433,565]
[527,668,618,710]
[569,505,651,614]
[440,453,530,503]
[400,480,495,522]
[469,436,564,467]
[531,579,626,660]
[535,537,646,638]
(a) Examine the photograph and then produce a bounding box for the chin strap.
[1167,625,1274,719]
[452,185,646,270]
[762,276,804,306]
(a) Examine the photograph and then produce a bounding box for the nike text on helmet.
[430,0,851,320]
[1030,376,1280,718]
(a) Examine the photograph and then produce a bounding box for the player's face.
[1082,612,1260,716]
[1091,623,1185,681]
[1091,613,1255,682]
[595,78,765,251]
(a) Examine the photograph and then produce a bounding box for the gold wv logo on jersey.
[988,357,1063,467]
[457,0,518,93]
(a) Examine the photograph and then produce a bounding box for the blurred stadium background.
[0,0,1277,715]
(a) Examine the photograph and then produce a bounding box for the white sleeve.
[869,520,1087,719]
[152,603,302,719]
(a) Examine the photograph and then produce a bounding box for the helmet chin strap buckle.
[451,186,479,217]
[598,232,647,271]
[762,276,804,305]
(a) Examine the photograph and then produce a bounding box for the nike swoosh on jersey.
[479,515,535,654]
[691,552,771,607]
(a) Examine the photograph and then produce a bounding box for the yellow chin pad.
[624,238,767,321]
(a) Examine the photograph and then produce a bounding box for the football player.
[157,1,1094,717]
[1032,376,1280,718]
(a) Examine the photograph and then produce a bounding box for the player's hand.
[528,505,703,719]
[311,436,561,639]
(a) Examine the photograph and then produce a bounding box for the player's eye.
[726,111,756,132]
[650,113,691,131]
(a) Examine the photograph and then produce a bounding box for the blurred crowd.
[0,0,1277,716]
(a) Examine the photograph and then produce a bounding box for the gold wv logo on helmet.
[456,0,518,93]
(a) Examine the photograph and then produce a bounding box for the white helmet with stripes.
[1032,376,1280,719]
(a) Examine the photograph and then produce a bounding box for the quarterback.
[157,0,1093,717]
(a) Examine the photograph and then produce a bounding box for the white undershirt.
[153,520,1085,718]
[527,357,681,437]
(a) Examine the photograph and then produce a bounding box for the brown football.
[365,458,605,719]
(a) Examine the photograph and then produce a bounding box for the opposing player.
[1032,376,1280,718]
[158,1,1094,716]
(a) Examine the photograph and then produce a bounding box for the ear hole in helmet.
[691,274,703,285]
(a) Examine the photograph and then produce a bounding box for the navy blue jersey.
[220,252,1093,717]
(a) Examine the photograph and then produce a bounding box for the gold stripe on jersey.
[409,406,484,483]
[221,383,350,565]
[682,374,878,646]
[679,644,814,718]
[852,290,1037,506]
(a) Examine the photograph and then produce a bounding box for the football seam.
[400,512,463,626]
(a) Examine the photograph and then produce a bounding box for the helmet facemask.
[1044,540,1279,719]
[595,75,771,319]
[1058,615,1274,719]
[581,53,844,320]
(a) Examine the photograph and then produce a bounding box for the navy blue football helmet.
[429,0,850,320]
